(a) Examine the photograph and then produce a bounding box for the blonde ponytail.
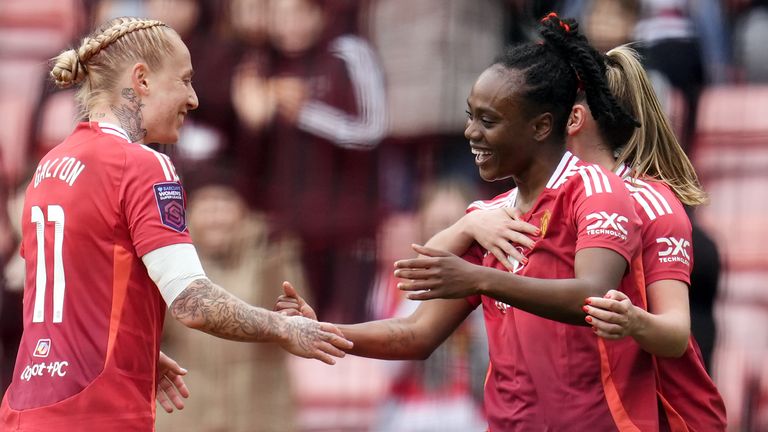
[606,45,707,206]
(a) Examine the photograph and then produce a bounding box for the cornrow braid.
[538,14,639,150]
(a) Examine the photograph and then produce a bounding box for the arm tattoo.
[111,88,148,142]
[171,278,282,342]
[383,320,419,356]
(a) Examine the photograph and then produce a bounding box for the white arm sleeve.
[141,243,207,307]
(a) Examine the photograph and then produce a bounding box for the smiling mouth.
[471,148,493,164]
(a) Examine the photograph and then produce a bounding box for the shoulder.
[122,144,180,183]
[623,177,686,222]
[564,161,626,198]
[467,188,517,213]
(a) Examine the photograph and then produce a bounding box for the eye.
[480,116,495,127]
[465,110,473,120]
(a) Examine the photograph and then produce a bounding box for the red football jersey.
[465,152,658,431]
[617,166,727,431]
[1,122,192,431]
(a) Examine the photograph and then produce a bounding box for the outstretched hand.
[156,351,190,413]
[394,243,486,301]
[278,315,353,365]
[274,281,317,320]
[583,289,639,339]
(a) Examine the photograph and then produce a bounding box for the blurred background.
[1,0,767,430]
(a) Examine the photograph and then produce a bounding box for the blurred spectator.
[369,179,488,432]
[581,0,639,53]
[688,218,721,371]
[633,0,730,150]
[1,178,24,395]
[733,5,768,83]
[156,173,305,432]
[367,0,509,209]
[232,0,387,324]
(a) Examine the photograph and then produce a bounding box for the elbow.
[169,297,208,331]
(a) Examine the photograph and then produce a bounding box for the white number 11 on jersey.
[30,205,66,323]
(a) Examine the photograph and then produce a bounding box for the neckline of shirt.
[95,122,131,143]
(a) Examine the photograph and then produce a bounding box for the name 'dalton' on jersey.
[33,156,86,188]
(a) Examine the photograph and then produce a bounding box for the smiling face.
[464,66,539,182]
[142,34,198,144]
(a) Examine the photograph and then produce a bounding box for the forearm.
[337,318,433,360]
[425,220,475,255]
[629,306,690,357]
[170,278,286,343]
[337,299,471,360]
[479,270,605,325]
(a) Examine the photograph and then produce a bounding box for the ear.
[531,112,553,142]
[567,104,587,137]
[130,63,150,96]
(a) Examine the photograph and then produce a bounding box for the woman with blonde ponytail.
[1,17,351,431]
[580,45,726,431]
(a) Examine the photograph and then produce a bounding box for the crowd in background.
[1,0,767,430]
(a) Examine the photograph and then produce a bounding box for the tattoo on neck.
[111,88,148,142]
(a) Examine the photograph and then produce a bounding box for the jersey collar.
[96,122,131,143]
[614,163,631,180]
[545,151,580,190]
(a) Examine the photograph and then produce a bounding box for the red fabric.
[625,176,726,431]
[466,152,658,431]
[1,123,191,430]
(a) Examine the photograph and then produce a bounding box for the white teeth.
[471,149,491,156]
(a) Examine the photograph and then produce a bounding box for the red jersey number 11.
[30,205,66,324]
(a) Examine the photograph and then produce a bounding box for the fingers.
[393,267,437,281]
[282,281,298,298]
[156,388,175,413]
[410,243,451,258]
[406,290,439,301]
[167,373,190,399]
[318,323,354,350]
[489,248,516,272]
[604,289,628,301]
[503,207,524,221]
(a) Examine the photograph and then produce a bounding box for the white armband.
[141,243,207,307]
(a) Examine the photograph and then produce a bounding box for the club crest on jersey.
[33,339,51,358]
[539,210,551,238]
[153,182,187,232]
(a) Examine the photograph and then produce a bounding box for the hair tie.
[74,52,88,81]
[541,12,571,33]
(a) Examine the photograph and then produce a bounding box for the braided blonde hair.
[607,45,708,206]
[50,17,176,117]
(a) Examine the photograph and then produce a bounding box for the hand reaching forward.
[156,351,190,413]
[463,207,539,272]
[278,314,352,365]
[274,281,317,320]
[583,289,639,339]
[394,244,487,301]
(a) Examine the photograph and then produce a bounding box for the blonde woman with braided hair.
[1,17,351,431]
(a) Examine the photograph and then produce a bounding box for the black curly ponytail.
[538,13,639,149]
[492,13,638,147]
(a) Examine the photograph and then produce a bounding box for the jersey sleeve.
[640,205,692,286]
[462,243,485,308]
[121,146,192,257]
[571,167,641,265]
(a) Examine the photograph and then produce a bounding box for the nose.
[464,118,479,141]
[188,86,199,110]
